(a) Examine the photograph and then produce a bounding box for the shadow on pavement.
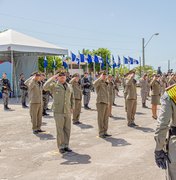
[111,116,126,120]
[76,123,93,129]
[113,105,124,107]
[61,152,91,165]
[135,126,155,133]
[35,132,55,140]
[42,122,47,126]
[43,115,53,119]
[104,137,131,147]
[136,112,146,115]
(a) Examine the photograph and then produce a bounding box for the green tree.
[38,56,62,73]
[82,48,111,72]
[134,65,157,78]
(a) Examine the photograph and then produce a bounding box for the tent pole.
[10,50,14,97]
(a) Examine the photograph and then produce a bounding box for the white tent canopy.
[0,29,68,59]
[0,29,68,97]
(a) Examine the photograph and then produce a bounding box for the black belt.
[170,126,176,136]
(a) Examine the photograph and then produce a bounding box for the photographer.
[81,72,91,109]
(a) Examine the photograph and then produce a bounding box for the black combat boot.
[43,110,49,116]
[142,103,148,108]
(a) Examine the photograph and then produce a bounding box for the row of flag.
[43,53,140,69]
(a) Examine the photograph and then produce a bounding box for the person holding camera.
[81,72,91,110]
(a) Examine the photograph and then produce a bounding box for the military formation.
[0,70,176,179]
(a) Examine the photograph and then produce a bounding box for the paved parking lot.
[0,89,165,180]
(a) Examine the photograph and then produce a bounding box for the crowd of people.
[0,70,176,179]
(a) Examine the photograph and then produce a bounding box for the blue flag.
[62,61,68,69]
[117,55,121,68]
[128,57,134,64]
[112,55,117,69]
[94,55,99,64]
[106,55,110,66]
[133,59,139,64]
[76,56,80,65]
[80,53,85,63]
[123,56,129,64]
[44,56,48,68]
[71,52,76,62]
[52,57,57,69]
[87,54,93,64]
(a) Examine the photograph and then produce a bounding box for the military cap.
[99,70,107,75]
[128,69,136,74]
[108,74,113,77]
[72,73,79,78]
[57,69,66,76]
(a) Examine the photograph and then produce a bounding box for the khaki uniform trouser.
[96,103,109,136]
[30,103,42,131]
[54,113,71,149]
[2,92,8,106]
[73,99,81,122]
[126,99,137,125]
[141,91,148,104]
[124,93,127,112]
[167,136,176,180]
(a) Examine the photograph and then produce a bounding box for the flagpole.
[139,56,142,77]
[93,62,96,79]
[87,62,89,72]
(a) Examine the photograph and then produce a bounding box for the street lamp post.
[142,33,159,67]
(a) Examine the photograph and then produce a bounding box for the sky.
[0,0,176,72]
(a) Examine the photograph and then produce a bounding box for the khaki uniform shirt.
[150,79,161,96]
[24,77,42,104]
[43,78,75,114]
[139,78,148,93]
[168,78,176,87]
[69,79,82,100]
[93,77,109,104]
[155,92,176,151]
[126,77,137,100]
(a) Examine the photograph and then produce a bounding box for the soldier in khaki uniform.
[69,73,82,125]
[125,70,137,127]
[93,71,111,138]
[107,74,114,117]
[150,74,161,119]
[43,70,75,154]
[168,73,176,87]
[160,73,167,95]
[24,73,44,134]
[122,73,129,112]
[154,84,176,179]
[139,74,148,108]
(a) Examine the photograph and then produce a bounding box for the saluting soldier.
[70,73,82,125]
[139,74,148,108]
[125,70,137,127]
[0,73,12,110]
[19,73,28,108]
[154,83,176,179]
[43,69,75,154]
[168,73,176,87]
[150,74,161,120]
[122,73,129,112]
[93,71,111,138]
[160,73,167,95]
[24,72,44,134]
